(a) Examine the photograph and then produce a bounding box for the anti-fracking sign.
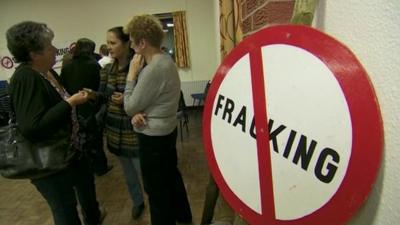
[203,25,383,225]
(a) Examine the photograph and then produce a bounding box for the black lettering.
[56,47,69,56]
[222,97,235,123]
[214,94,225,116]
[232,106,247,132]
[315,148,340,183]
[292,135,316,170]
[268,119,286,153]
[283,130,297,158]
[250,116,256,139]
[211,96,340,184]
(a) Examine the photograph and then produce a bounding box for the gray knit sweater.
[124,53,180,136]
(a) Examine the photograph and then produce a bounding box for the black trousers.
[31,156,100,225]
[138,128,192,225]
[86,129,109,175]
[79,116,109,175]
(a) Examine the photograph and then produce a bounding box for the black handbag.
[0,112,76,179]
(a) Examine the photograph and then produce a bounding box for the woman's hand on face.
[131,113,147,128]
[66,91,89,107]
[111,91,123,105]
[127,54,144,81]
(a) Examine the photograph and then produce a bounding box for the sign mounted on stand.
[203,25,383,225]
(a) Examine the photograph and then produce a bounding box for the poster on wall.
[0,40,75,81]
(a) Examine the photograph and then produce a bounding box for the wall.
[241,0,295,36]
[218,0,399,224]
[314,1,400,224]
[0,0,219,82]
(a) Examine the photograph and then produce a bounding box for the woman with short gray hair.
[7,21,104,225]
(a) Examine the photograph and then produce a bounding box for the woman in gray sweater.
[123,14,192,225]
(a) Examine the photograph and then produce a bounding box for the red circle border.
[202,25,383,225]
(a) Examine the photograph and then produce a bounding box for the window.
[155,13,175,60]
[155,11,190,68]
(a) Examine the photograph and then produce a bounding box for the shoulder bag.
[0,76,76,179]
[0,111,76,179]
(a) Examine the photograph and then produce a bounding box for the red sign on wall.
[203,25,383,225]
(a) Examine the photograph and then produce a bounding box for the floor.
[0,109,210,225]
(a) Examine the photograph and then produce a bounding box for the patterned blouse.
[99,62,139,157]
[42,70,80,150]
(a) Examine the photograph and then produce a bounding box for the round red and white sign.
[203,25,383,225]
[1,56,14,69]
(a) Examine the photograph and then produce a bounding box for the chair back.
[0,81,10,126]
[178,90,187,112]
[204,81,211,95]
[0,80,8,98]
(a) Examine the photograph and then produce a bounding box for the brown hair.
[99,44,108,56]
[124,14,164,48]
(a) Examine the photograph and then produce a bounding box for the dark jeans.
[31,156,101,225]
[137,128,192,225]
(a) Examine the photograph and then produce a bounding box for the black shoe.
[95,165,113,176]
[82,204,106,225]
[176,216,192,224]
[176,219,192,224]
[132,203,145,220]
[99,205,106,224]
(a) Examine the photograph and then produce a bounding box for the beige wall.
[314,1,400,225]
[0,0,218,82]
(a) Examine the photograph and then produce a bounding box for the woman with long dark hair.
[97,26,145,219]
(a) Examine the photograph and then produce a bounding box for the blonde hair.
[124,14,164,48]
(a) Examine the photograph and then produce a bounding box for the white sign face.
[263,45,351,219]
[203,25,383,225]
[211,44,352,219]
[211,54,261,213]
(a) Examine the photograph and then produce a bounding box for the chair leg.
[184,116,189,135]
[185,123,189,135]
[179,119,183,142]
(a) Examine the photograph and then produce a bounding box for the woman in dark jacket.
[61,38,112,176]
[6,21,104,225]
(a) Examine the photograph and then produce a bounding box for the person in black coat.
[61,38,112,176]
[7,21,104,225]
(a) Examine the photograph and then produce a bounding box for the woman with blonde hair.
[123,14,192,225]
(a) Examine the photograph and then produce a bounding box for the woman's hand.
[131,113,147,128]
[82,88,97,101]
[66,91,89,107]
[127,54,144,81]
[111,92,123,105]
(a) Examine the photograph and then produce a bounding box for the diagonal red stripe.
[249,47,276,222]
